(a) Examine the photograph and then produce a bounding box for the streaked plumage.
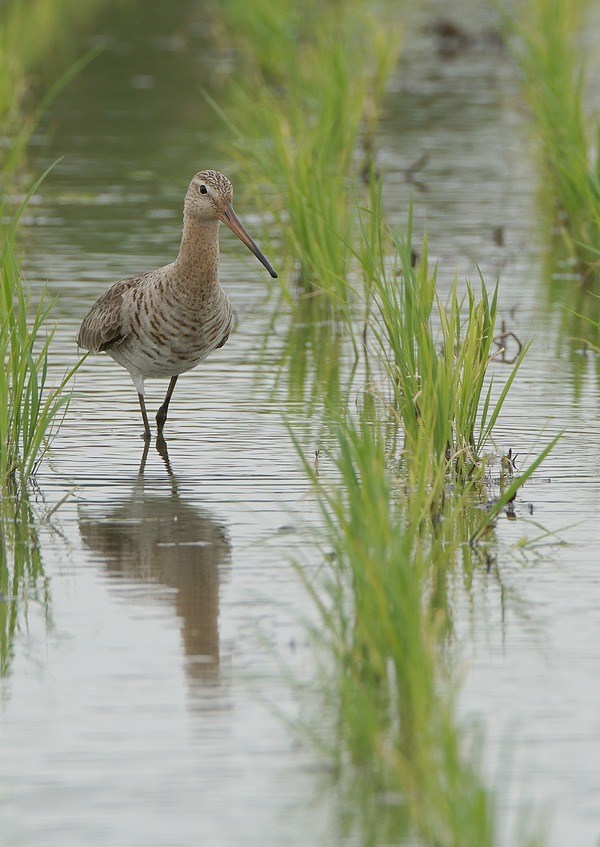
[77,170,277,441]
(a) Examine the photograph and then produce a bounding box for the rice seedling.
[216,6,556,842]
[208,2,401,418]
[215,0,401,313]
[0,173,81,486]
[506,0,600,274]
[283,193,557,840]
[0,178,76,669]
[356,198,540,504]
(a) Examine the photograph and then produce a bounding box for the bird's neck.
[174,212,221,287]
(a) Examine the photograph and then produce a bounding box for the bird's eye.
[199,184,208,195]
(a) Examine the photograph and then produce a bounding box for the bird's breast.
[109,283,233,379]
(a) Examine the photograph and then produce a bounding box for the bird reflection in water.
[79,440,232,691]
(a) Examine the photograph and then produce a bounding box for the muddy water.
[2,1,600,845]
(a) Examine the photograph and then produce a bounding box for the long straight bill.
[219,203,278,278]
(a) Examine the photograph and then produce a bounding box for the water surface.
[3,1,600,845]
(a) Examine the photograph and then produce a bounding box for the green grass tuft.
[356,199,537,516]
[215,0,401,314]
[1,171,82,486]
[507,0,600,274]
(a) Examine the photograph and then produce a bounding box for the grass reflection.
[265,293,354,415]
[293,410,544,847]
[295,415,493,846]
[0,487,50,678]
[539,244,600,395]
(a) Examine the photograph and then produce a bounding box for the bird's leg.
[138,393,152,441]
[156,375,179,438]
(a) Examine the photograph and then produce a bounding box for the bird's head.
[186,170,277,278]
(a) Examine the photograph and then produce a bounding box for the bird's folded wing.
[77,275,144,352]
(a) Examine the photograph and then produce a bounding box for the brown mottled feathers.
[76,169,276,444]
[77,274,147,352]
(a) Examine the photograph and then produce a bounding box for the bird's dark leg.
[138,393,152,441]
[156,375,179,438]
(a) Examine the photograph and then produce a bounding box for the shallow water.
[3,1,600,845]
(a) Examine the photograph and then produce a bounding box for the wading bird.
[77,170,277,442]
